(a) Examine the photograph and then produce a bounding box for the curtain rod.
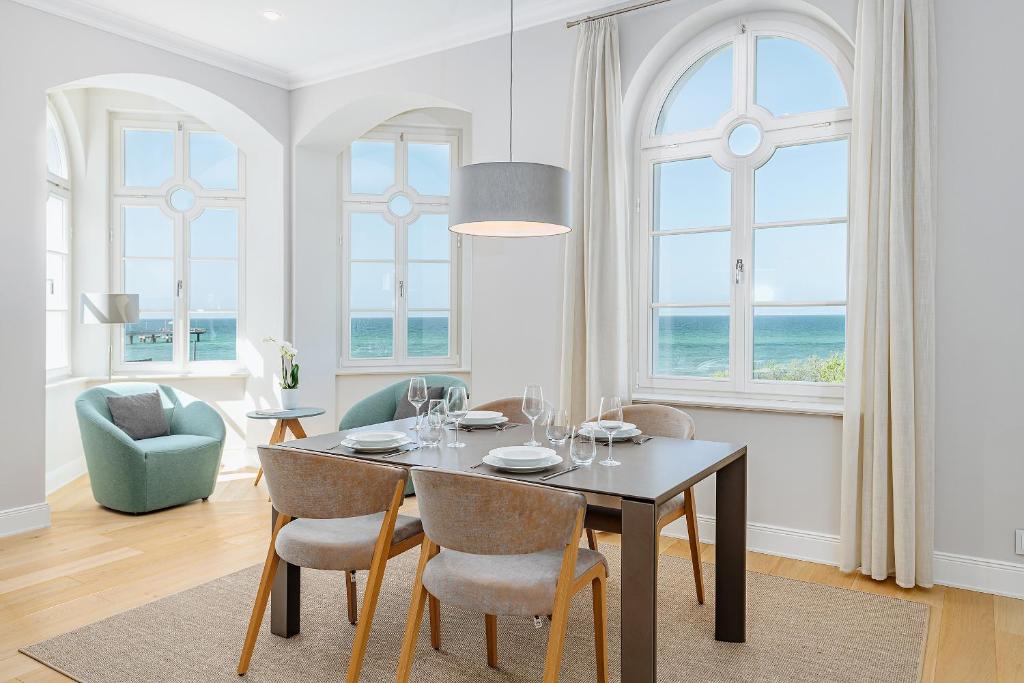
[565,0,674,28]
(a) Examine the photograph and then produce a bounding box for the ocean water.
[125,318,236,363]
[654,314,846,379]
[351,316,450,358]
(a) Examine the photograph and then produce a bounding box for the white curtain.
[559,18,631,424]
[840,0,937,588]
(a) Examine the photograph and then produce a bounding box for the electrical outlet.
[1017,529,1024,556]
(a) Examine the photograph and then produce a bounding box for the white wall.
[288,0,1024,583]
[0,0,290,535]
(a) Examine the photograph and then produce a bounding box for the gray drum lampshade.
[80,293,140,325]
[449,161,571,237]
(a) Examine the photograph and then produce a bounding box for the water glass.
[545,408,570,445]
[420,400,445,447]
[597,396,624,467]
[521,384,544,447]
[570,427,596,466]
[446,386,468,448]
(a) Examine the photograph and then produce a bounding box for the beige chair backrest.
[470,397,530,424]
[589,404,695,440]
[410,467,584,555]
[258,446,407,520]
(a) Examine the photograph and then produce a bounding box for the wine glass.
[521,385,545,447]
[570,426,596,466]
[420,399,445,447]
[597,396,624,467]
[446,386,468,448]
[545,407,570,445]
[408,377,428,441]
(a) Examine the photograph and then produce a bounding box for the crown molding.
[14,0,631,90]
[11,0,291,89]
[287,0,627,88]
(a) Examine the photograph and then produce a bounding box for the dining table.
[273,416,747,683]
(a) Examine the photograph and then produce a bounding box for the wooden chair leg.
[542,509,584,683]
[252,466,263,487]
[428,595,441,650]
[683,488,705,604]
[237,513,291,675]
[585,528,598,551]
[592,574,608,683]
[396,537,437,683]
[485,614,498,668]
[345,570,358,625]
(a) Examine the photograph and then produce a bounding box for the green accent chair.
[340,374,468,495]
[75,383,226,514]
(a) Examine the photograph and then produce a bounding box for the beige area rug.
[22,544,928,682]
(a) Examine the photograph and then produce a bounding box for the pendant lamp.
[449,0,571,237]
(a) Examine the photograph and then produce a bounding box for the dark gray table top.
[283,417,746,505]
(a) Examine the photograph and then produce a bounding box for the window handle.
[177,279,183,297]
[735,258,745,284]
[46,278,55,295]
[399,280,405,297]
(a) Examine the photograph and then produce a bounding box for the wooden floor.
[0,468,1021,683]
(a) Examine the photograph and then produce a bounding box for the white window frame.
[110,114,246,375]
[633,15,853,407]
[46,104,72,380]
[339,125,464,370]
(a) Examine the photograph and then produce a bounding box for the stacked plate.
[483,446,561,473]
[340,430,411,453]
[460,411,509,428]
[579,421,642,442]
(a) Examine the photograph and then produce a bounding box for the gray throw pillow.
[106,391,170,440]
[393,385,446,420]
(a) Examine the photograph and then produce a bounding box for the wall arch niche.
[48,73,287,448]
[293,95,471,434]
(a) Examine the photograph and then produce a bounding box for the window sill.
[45,375,89,390]
[90,371,251,382]
[336,366,471,377]
[632,391,843,416]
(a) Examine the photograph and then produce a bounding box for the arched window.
[46,105,71,376]
[635,18,851,405]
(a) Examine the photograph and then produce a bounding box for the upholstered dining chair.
[237,446,425,683]
[396,468,609,683]
[584,404,705,604]
[469,396,530,423]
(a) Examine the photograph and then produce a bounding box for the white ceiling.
[22,0,627,88]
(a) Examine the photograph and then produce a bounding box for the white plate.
[579,427,642,441]
[488,445,556,468]
[482,453,563,473]
[348,431,408,446]
[581,421,636,433]
[341,437,411,453]
[461,410,505,425]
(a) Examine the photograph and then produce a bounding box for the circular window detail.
[728,123,762,156]
[169,186,196,212]
[387,193,413,217]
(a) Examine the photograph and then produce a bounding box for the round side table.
[247,407,325,487]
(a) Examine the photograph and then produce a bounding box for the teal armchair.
[339,374,468,430]
[75,383,226,513]
[340,375,467,495]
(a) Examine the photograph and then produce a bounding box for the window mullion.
[175,211,188,370]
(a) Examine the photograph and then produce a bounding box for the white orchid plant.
[264,337,299,389]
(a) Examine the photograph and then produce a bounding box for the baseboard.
[0,503,52,538]
[662,515,1024,599]
[46,457,87,495]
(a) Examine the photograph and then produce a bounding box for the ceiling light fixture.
[262,9,282,21]
[449,0,571,238]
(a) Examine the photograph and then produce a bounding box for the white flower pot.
[280,388,299,410]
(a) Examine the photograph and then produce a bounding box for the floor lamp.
[80,293,140,384]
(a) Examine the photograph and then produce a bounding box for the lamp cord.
[509,0,513,162]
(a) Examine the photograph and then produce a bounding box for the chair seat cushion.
[134,434,220,456]
[275,513,423,571]
[422,548,607,617]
